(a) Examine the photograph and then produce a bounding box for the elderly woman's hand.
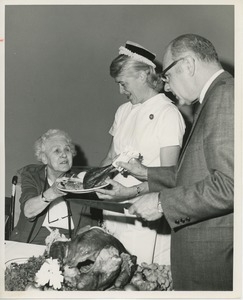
[128,193,163,221]
[24,181,67,218]
[116,158,148,181]
[96,178,136,201]
[44,181,67,202]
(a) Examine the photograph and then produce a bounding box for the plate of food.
[5,257,29,267]
[56,176,109,194]
[57,148,142,194]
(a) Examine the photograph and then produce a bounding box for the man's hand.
[128,193,163,221]
[96,178,135,201]
[116,158,148,181]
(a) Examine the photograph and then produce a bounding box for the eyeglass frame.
[161,57,187,83]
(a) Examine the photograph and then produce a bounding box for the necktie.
[192,100,201,123]
[178,100,200,165]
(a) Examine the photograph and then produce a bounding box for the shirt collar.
[198,69,224,103]
[131,93,163,108]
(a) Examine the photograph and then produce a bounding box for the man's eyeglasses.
[161,57,186,83]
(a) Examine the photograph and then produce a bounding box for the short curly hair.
[34,129,76,162]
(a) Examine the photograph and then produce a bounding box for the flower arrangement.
[5,229,72,291]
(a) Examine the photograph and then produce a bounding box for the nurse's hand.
[96,178,136,201]
[116,158,148,181]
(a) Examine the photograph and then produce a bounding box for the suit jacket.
[10,164,98,243]
[148,71,234,290]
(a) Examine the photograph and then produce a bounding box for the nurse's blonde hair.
[110,55,163,92]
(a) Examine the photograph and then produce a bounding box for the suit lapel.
[177,71,228,170]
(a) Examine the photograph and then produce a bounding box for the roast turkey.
[83,164,117,189]
[49,226,137,290]
[83,150,143,189]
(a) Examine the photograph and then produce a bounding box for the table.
[5,240,46,263]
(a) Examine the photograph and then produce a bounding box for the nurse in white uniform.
[98,41,185,265]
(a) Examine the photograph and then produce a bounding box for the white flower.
[35,258,64,290]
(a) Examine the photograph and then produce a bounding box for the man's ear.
[183,56,196,77]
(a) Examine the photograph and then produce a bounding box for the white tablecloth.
[5,240,46,263]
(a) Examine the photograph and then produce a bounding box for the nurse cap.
[119,41,156,68]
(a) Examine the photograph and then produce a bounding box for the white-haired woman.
[10,129,97,244]
[97,41,186,265]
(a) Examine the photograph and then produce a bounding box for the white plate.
[5,257,29,267]
[57,177,109,194]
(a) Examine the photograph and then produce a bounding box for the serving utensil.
[67,198,132,214]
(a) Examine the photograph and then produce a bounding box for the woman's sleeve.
[156,106,186,148]
[19,170,41,208]
[109,104,126,137]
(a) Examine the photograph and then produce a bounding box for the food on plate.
[83,164,116,189]
[57,171,110,192]
[83,148,142,189]
[49,226,137,290]
[45,229,70,257]
[5,256,46,291]
[130,262,173,291]
[5,228,173,291]
[58,178,84,191]
[5,227,136,291]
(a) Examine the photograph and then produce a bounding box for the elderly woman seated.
[10,129,98,245]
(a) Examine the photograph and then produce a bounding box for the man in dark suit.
[119,34,234,291]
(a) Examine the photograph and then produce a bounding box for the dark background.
[5,5,234,195]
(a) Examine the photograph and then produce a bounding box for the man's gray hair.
[169,33,220,64]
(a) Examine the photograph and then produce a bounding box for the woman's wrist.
[41,191,51,203]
